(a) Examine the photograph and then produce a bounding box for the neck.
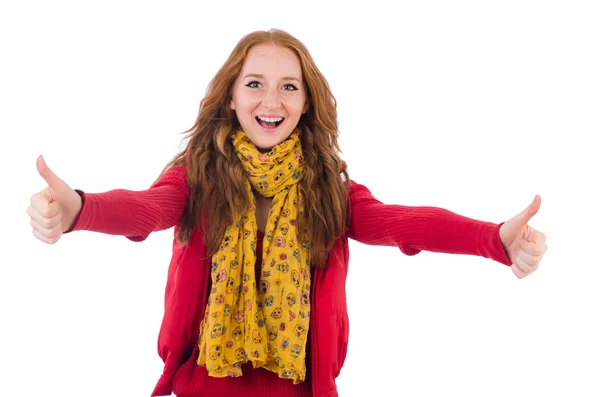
[252,187,271,201]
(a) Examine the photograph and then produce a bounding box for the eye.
[246,81,261,88]
[283,84,298,91]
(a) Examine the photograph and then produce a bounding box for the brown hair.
[153,28,350,269]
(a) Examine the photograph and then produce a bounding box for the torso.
[171,228,313,397]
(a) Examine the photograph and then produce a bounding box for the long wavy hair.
[153,28,350,269]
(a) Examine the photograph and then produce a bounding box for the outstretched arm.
[65,165,189,242]
[346,180,512,266]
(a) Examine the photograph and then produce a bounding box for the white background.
[2,1,599,396]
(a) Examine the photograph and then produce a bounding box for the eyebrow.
[243,73,301,83]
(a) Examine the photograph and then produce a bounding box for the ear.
[230,99,235,110]
[302,101,309,114]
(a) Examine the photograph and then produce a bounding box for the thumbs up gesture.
[499,195,548,279]
[27,155,83,244]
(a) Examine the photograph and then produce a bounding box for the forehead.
[241,44,303,80]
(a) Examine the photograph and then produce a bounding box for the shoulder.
[347,179,380,205]
[152,165,188,191]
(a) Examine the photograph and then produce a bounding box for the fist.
[27,155,82,244]
[499,195,548,279]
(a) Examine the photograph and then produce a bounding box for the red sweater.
[170,229,313,397]
[66,166,511,397]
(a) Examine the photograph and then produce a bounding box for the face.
[230,44,308,151]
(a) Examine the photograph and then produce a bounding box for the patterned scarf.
[197,129,311,384]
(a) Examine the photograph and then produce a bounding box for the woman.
[27,29,547,397]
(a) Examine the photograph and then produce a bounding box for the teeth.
[257,116,283,123]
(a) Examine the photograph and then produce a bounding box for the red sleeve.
[346,180,512,266]
[64,166,189,242]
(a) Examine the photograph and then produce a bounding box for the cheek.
[283,97,306,116]
[233,90,261,113]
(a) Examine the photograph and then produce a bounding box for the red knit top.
[171,230,313,397]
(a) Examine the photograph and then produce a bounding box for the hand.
[499,195,548,279]
[27,155,83,244]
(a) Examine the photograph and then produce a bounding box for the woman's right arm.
[28,155,189,244]
[64,165,189,242]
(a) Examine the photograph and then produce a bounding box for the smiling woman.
[27,27,548,397]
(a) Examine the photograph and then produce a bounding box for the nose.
[261,87,281,109]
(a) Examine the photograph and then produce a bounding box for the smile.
[256,116,285,130]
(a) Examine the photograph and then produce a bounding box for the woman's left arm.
[346,181,547,278]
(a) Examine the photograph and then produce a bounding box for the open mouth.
[256,116,285,129]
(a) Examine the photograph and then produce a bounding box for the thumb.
[513,195,542,226]
[37,155,67,200]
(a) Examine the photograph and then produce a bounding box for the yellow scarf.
[197,129,311,384]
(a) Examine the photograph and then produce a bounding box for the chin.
[249,131,293,152]
[255,139,282,152]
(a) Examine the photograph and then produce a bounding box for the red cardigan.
[66,166,511,397]
[171,229,313,397]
